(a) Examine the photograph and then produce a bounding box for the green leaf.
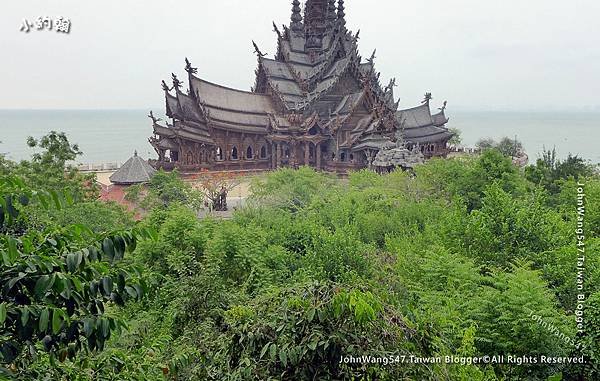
[83,318,94,337]
[1,250,11,266]
[49,190,62,209]
[7,237,19,262]
[66,253,76,272]
[71,276,83,292]
[37,193,49,209]
[101,277,113,296]
[0,303,7,324]
[8,272,26,290]
[260,343,271,359]
[102,238,115,262]
[20,307,30,327]
[52,308,62,334]
[279,349,287,367]
[100,318,110,338]
[88,246,99,261]
[124,286,137,298]
[34,275,50,298]
[39,308,49,332]
[269,343,277,361]
[113,236,125,261]
[75,251,83,268]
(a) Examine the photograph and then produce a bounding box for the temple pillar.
[271,142,276,169]
[277,143,282,167]
[304,142,310,166]
[316,143,321,170]
[290,141,297,168]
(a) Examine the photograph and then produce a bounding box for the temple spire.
[291,0,303,32]
[326,0,337,29]
[337,0,346,28]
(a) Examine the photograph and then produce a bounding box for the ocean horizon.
[0,109,599,165]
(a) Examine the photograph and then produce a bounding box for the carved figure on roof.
[367,49,376,64]
[422,92,432,104]
[272,21,281,38]
[385,78,397,92]
[148,110,162,124]
[252,40,267,57]
[184,57,197,74]
[171,73,183,91]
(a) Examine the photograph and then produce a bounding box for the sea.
[0,110,598,165]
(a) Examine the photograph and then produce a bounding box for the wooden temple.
[149,0,453,173]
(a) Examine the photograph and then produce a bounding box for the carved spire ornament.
[337,0,346,28]
[291,0,303,32]
[327,0,337,29]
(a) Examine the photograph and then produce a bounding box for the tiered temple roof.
[149,0,453,173]
[109,151,157,185]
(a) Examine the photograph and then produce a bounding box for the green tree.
[448,127,463,146]
[2,132,98,201]
[0,175,150,377]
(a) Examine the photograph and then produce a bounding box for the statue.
[214,186,228,211]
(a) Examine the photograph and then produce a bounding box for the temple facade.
[149,0,453,173]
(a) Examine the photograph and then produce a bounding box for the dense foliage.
[1,133,598,380]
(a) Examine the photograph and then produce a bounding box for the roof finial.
[337,0,346,28]
[134,150,138,157]
[385,78,397,92]
[438,101,447,111]
[422,92,433,104]
[184,57,197,75]
[291,0,303,32]
[272,21,281,38]
[367,49,376,64]
[161,80,170,92]
[171,73,183,91]
[148,110,162,124]
[252,40,267,57]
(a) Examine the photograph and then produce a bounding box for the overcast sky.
[1,0,599,112]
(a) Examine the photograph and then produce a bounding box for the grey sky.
[1,0,599,112]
